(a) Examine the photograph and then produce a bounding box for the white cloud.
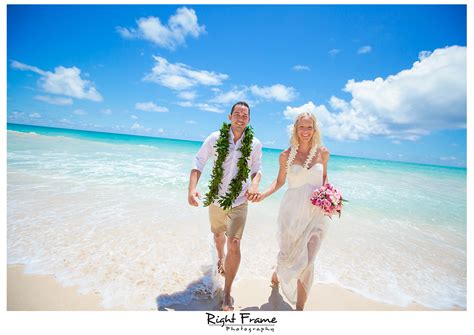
[177,101,193,107]
[29,113,41,118]
[292,65,310,71]
[329,49,341,56]
[282,101,385,141]
[178,100,224,113]
[158,128,164,134]
[9,111,25,119]
[282,46,466,142]
[210,88,248,104]
[12,60,103,101]
[357,45,372,54]
[251,84,297,102]
[11,60,46,75]
[59,118,73,125]
[117,7,205,50]
[196,103,224,113]
[177,91,197,100]
[73,109,87,115]
[186,120,196,124]
[35,95,73,105]
[135,102,169,113]
[144,56,228,90]
[440,156,457,161]
[131,122,144,130]
[344,45,466,137]
[130,114,138,119]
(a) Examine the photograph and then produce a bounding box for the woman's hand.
[320,147,330,162]
[251,193,266,203]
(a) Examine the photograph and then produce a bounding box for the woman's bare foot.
[270,271,279,288]
[295,304,304,311]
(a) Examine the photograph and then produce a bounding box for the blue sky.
[7,4,467,167]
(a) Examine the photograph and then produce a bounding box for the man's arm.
[188,169,202,206]
[187,133,215,206]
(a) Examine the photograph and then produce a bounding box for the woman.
[256,112,330,310]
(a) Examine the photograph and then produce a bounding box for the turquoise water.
[7,123,466,310]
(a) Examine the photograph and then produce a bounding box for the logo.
[206,312,277,333]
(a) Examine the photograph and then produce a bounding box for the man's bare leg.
[214,232,226,275]
[222,236,241,310]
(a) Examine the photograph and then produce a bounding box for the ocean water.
[7,123,466,310]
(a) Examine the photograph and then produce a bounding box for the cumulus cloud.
[210,88,248,104]
[177,101,224,113]
[35,95,73,105]
[251,84,297,102]
[357,45,372,54]
[329,49,341,56]
[117,7,205,50]
[135,102,169,113]
[292,65,310,71]
[283,46,466,141]
[29,113,41,118]
[177,91,197,100]
[144,56,228,90]
[11,60,103,101]
[131,122,144,130]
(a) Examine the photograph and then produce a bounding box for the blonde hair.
[290,112,322,148]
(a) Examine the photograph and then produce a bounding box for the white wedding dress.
[275,162,330,305]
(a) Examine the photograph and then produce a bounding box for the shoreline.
[7,264,464,311]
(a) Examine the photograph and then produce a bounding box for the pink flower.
[309,183,346,219]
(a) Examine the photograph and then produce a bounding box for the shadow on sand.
[157,270,293,311]
[240,285,293,311]
[156,266,223,311]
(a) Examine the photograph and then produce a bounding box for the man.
[188,101,262,311]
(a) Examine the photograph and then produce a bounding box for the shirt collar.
[228,126,244,146]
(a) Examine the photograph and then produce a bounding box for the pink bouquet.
[310,183,347,219]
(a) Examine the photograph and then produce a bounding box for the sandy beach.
[7,128,467,311]
[10,264,463,311]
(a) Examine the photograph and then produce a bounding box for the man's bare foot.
[222,293,234,311]
[270,271,279,288]
[217,257,225,276]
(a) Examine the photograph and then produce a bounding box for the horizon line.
[6,122,466,170]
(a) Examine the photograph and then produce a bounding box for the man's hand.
[246,183,261,202]
[188,190,201,206]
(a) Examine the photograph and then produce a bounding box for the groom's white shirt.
[192,128,262,208]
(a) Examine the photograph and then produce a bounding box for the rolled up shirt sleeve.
[250,140,263,177]
[192,133,216,172]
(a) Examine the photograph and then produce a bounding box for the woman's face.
[296,117,315,144]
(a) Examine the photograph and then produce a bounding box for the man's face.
[228,104,250,132]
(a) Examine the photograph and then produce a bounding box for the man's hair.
[230,101,250,116]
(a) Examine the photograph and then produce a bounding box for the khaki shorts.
[208,202,248,239]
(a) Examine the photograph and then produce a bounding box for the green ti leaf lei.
[203,122,254,210]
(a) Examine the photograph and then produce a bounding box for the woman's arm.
[255,150,289,202]
[320,147,330,185]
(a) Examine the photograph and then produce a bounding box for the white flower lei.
[286,144,298,172]
[286,144,319,171]
[303,145,318,169]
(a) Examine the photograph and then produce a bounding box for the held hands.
[246,183,264,203]
[188,190,201,206]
